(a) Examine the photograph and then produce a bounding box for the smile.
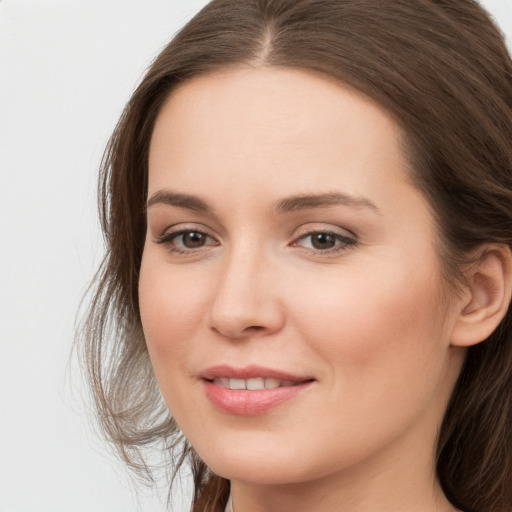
[200,365,315,415]
[211,377,300,390]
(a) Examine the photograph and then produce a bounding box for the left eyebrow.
[274,193,380,215]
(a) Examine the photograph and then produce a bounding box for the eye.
[293,230,357,254]
[175,231,209,249]
[155,229,218,253]
[304,232,338,250]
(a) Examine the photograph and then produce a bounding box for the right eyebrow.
[147,190,213,213]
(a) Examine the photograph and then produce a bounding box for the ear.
[450,244,512,347]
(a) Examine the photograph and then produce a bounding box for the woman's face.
[140,67,465,487]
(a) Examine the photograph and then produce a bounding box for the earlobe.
[450,244,512,347]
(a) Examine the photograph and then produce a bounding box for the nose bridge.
[208,237,283,339]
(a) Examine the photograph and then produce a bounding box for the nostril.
[210,324,266,340]
[208,296,285,338]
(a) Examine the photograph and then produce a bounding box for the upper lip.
[199,364,314,382]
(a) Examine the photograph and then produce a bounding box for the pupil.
[312,233,335,250]
[183,232,205,248]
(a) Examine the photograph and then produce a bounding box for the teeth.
[216,377,230,388]
[212,377,299,390]
[246,378,265,390]
[229,378,246,390]
[264,378,280,389]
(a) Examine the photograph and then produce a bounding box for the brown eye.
[155,229,218,253]
[293,230,357,254]
[310,232,336,250]
[179,231,208,248]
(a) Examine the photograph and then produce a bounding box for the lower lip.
[202,380,313,416]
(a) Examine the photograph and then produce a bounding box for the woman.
[79,1,512,511]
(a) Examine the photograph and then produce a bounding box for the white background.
[0,1,510,511]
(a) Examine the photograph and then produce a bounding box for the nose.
[208,244,285,340]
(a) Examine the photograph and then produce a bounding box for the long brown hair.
[78,1,512,511]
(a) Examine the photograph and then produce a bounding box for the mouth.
[199,365,315,415]
[209,376,305,390]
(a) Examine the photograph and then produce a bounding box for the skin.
[139,66,470,512]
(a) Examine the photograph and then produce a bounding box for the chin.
[209,458,310,486]
[193,435,339,487]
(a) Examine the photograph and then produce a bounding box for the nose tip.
[209,294,284,340]
[207,256,284,340]
[210,322,267,340]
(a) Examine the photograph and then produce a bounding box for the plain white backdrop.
[0,1,510,511]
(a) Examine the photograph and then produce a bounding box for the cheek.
[279,257,454,465]
[138,252,210,385]
[288,256,448,385]
[138,257,216,428]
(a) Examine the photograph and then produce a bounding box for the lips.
[199,365,315,415]
[212,377,299,390]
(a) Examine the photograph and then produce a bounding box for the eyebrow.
[274,193,380,214]
[147,190,213,212]
[147,190,380,215]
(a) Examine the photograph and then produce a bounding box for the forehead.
[147,66,414,214]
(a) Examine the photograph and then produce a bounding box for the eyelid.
[291,222,357,241]
[153,223,220,253]
[155,229,216,244]
[290,224,358,255]
[155,222,216,239]
[151,222,358,256]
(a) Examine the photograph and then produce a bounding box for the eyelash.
[154,228,358,256]
[155,229,219,255]
[293,230,357,255]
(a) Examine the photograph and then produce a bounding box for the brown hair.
[78,1,512,511]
